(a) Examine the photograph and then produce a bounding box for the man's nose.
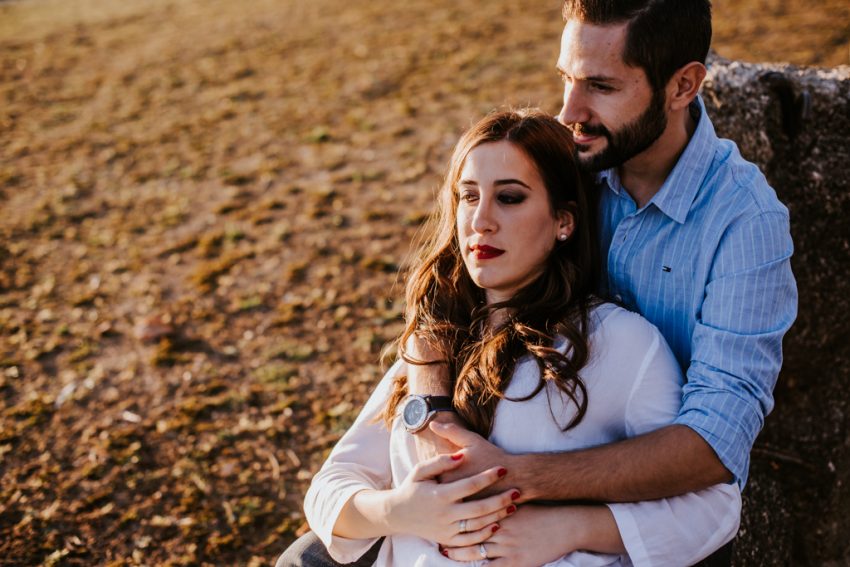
[558,83,589,127]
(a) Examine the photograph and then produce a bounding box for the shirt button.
[614,294,623,302]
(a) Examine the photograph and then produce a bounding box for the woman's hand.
[386,452,520,546]
[442,504,625,566]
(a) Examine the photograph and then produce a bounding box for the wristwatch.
[400,394,454,433]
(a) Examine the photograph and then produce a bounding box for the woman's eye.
[460,192,478,203]
[498,193,525,204]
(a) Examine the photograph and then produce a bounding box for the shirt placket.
[607,193,638,305]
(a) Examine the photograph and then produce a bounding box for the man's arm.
[406,328,730,501]
[432,421,729,502]
[418,209,795,502]
[404,334,465,460]
[672,210,797,488]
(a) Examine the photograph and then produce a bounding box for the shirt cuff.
[673,388,763,489]
[606,504,650,567]
[309,483,382,564]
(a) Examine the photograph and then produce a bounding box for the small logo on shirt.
[662,265,672,273]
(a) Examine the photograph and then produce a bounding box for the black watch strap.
[424,395,453,412]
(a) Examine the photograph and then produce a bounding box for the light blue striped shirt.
[597,97,797,488]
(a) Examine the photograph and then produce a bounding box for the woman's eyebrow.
[458,178,532,189]
[494,178,531,189]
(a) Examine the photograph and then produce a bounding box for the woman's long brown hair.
[383,109,600,437]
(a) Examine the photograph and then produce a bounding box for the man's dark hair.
[562,0,712,91]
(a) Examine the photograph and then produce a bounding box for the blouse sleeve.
[302,361,401,564]
[600,311,741,567]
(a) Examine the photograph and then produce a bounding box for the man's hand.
[437,423,730,503]
[430,421,525,500]
[411,411,463,464]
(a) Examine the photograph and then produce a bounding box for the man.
[279,1,796,565]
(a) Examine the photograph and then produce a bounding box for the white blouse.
[304,303,741,566]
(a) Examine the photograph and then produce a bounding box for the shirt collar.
[597,95,719,224]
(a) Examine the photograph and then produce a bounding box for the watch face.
[403,397,428,429]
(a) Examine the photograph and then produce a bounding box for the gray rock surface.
[702,55,850,565]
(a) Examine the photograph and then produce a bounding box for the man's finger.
[430,421,486,447]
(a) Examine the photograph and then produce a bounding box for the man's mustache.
[570,123,609,137]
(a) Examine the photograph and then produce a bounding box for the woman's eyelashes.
[458,190,526,205]
[497,191,525,204]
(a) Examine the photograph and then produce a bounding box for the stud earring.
[558,234,568,241]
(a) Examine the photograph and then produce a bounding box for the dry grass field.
[1,0,847,564]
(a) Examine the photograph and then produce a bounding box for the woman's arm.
[305,361,519,562]
[444,503,625,564]
[333,452,518,546]
[303,364,400,563]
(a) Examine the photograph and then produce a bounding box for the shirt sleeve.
[673,210,797,488]
[605,313,741,567]
[302,361,401,564]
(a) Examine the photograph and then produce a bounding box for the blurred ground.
[1,0,847,565]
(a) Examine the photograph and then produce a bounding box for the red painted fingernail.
[451,453,463,461]
[497,467,507,478]
[492,524,500,533]
[507,504,517,514]
[511,491,520,500]
[441,549,449,557]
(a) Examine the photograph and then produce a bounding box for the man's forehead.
[557,19,631,78]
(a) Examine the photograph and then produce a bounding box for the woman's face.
[456,140,574,305]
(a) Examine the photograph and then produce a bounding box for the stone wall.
[702,55,850,565]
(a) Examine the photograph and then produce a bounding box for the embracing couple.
[279,1,797,565]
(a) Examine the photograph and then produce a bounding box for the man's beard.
[572,89,668,172]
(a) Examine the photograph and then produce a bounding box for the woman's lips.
[472,245,505,260]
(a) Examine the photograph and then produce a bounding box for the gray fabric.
[275,531,383,567]
[274,530,731,566]
[692,540,733,567]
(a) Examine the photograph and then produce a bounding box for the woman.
[296,110,740,566]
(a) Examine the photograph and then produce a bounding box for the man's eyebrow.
[556,66,619,84]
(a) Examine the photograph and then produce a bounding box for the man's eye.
[590,82,613,92]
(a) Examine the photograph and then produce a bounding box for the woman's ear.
[556,207,576,241]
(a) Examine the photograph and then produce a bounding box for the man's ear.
[556,207,576,241]
[667,62,707,111]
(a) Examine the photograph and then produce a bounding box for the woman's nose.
[470,200,496,234]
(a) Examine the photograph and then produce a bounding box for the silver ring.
[459,519,468,533]
[479,543,488,559]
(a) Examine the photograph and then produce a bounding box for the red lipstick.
[472,245,505,260]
